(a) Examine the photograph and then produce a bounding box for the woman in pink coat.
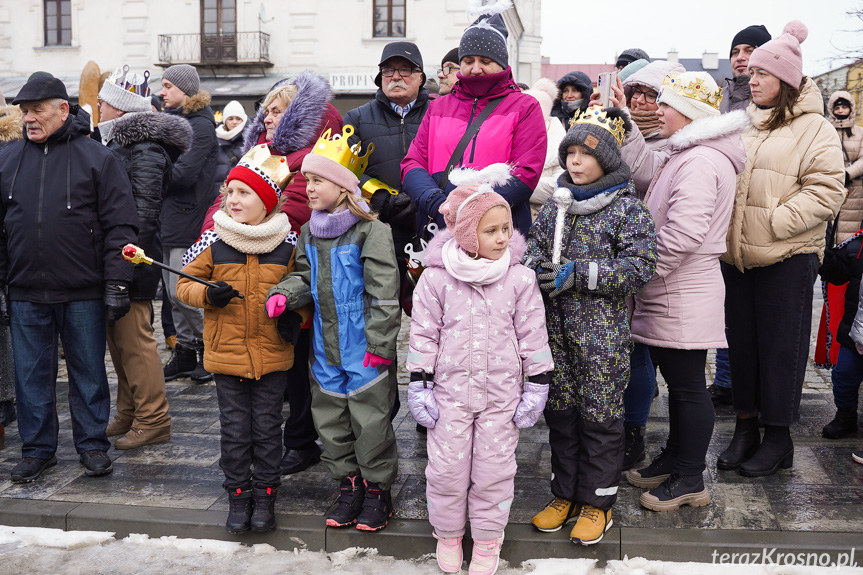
[406,163,553,575]
[617,72,748,511]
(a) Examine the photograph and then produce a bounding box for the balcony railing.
[157,32,271,67]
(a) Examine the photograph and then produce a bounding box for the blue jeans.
[623,341,656,427]
[714,347,731,388]
[831,345,863,411]
[11,299,111,459]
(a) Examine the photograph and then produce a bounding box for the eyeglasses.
[437,65,459,76]
[631,87,658,104]
[381,67,421,78]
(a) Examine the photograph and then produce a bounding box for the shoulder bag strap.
[438,95,507,191]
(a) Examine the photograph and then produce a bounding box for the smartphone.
[597,71,618,108]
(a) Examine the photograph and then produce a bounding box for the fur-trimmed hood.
[667,109,749,173]
[0,104,22,144]
[110,112,193,159]
[423,228,526,269]
[828,89,857,129]
[243,71,332,155]
[182,91,212,115]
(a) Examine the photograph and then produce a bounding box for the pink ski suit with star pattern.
[406,229,553,539]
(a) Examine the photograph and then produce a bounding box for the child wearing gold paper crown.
[266,126,401,532]
[176,145,310,535]
[522,106,656,546]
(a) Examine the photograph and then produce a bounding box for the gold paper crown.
[661,73,723,110]
[570,106,626,147]
[311,125,375,178]
[237,144,294,191]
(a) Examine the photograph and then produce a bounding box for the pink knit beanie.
[748,20,808,88]
[439,164,513,254]
[301,154,360,195]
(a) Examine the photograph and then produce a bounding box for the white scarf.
[216,119,247,141]
[441,238,510,286]
[213,210,291,254]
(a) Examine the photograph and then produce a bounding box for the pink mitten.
[363,352,392,369]
[265,294,287,317]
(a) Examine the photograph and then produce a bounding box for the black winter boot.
[226,487,253,533]
[822,408,858,439]
[717,416,760,470]
[622,424,646,471]
[739,425,793,477]
[626,447,675,488]
[250,486,277,532]
[189,341,214,383]
[356,480,394,531]
[163,343,197,381]
[326,475,366,527]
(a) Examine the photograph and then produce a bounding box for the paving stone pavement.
[0,290,862,564]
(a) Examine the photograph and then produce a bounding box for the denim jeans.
[623,342,656,427]
[714,347,731,388]
[831,345,863,411]
[10,299,111,459]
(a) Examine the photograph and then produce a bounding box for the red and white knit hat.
[225,144,292,213]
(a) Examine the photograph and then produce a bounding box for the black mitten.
[206,281,240,308]
[277,311,302,346]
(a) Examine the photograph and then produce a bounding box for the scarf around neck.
[556,161,631,201]
[630,108,660,136]
[441,238,510,286]
[213,210,291,254]
[216,119,246,141]
[308,201,370,239]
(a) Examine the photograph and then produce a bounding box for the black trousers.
[216,371,287,491]
[649,347,713,475]
[546,407,623,510]
[282,330,318,451]
[722,254,818,426]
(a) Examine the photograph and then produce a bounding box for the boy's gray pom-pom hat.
[459,0,512,69]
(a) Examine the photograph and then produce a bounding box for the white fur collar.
[667,110,749,150]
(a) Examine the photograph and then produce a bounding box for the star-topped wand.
[121,244,244,299]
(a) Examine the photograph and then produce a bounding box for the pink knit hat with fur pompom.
[439,163,513,254]
[748,20,808,88]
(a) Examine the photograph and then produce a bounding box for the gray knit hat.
[558,107,631,174]
[459,1,511,69]
[162,64,200,96]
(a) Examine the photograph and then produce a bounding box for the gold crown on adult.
[310,125,375,178]
[661,73,723,110]
[570,106,626,147]
[238,143,294,192]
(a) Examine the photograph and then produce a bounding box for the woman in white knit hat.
[616,71,749,510]
[214,100,248,194]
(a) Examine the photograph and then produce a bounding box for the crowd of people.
[0,0,860,573]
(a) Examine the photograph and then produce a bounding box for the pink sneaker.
[468,535,504,575]
[434,533,463,573]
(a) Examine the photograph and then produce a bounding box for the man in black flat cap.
[0,75,138,483]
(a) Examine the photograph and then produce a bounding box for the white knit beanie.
[98,80,151,113]
[657,72,721,121]
[222,100,247,122]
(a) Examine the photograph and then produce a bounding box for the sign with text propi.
[329,71,378,94]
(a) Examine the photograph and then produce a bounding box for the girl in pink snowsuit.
[406,164,554,575]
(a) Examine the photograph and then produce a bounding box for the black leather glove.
[0,282,9,326]
[104,283,130,326]
[277,310,302,346]
[206,281,240,308]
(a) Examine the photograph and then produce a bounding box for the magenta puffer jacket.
[400,68,547,236]
[405,230,553,400]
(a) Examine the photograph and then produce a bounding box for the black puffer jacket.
[108,112,192,299]
[0,106,138,303]
[161,92,218,249]
[820,226,863,349]
[550,71,592,128]
[343,88,427,277]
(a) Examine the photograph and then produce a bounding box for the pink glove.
[363,352,392,369]
[513,381,549,429]
[265,294,286,318]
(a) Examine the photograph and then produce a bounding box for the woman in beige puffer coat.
[828,91,863,242]
[718,21,846,479]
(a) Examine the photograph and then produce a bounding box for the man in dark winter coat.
[343,41,426,287]
[97,67,193,450]
[159,64,219,383]
[0,76,139,482]
[720,25,772,113]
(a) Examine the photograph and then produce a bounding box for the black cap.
[730,25,772,56]
[13,75,68,104]
[375,42,424,87]
[441,47,460,68]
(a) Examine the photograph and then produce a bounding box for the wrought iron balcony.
[157,32,272,68]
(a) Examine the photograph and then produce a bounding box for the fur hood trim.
[0,105,23,144]
[243,71,332,155]
[111,112,193,155]
[667,109,749,150]
[828,89,857,128]
[182,91,212,115]
[424,228,526,269]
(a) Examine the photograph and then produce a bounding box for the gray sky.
[540,0,862,77]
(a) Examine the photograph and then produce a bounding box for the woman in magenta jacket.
[400,9,546,236]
